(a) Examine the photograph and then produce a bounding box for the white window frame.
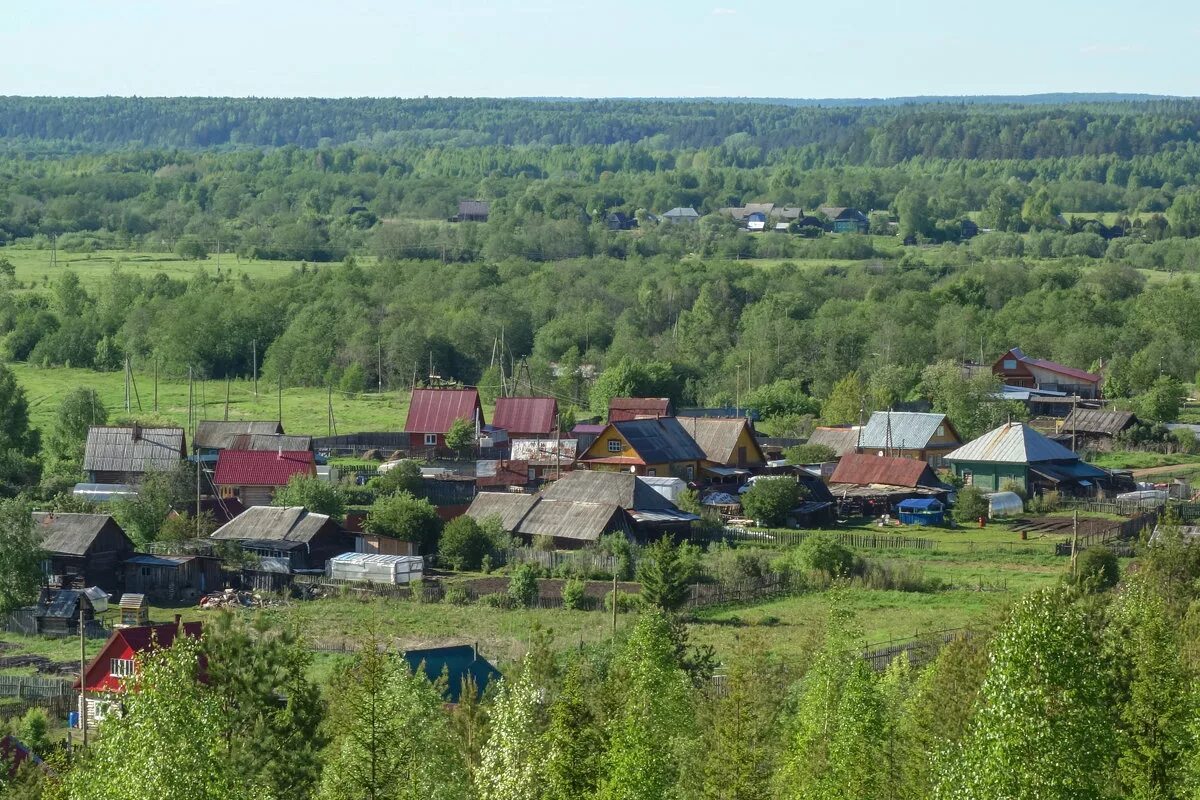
[110,658,136,678]
[607,439,622,453]
[686,466,695,481]
[424,433,437,446]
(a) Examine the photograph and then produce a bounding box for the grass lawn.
[0,248,319,291]
[1089,451,1200,471]
[13,363,414,441]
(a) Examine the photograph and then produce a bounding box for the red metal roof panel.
[492,397,557,436]
[608,397,673,422]
[214,450,315,487]
[829,453,940,488]
[404,389,482,434]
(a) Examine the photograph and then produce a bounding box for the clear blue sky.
[3,0,1196,98]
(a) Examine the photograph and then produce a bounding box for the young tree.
[46,386,107,465]
[952,486,989,524]
[0,500,45,615]
[444,417,475,454]
[320,643,469,800]
[371,459,423,496]
[1136,375,1186,424]
[507,563,539,607]
[784,443,837,465]
[67,637,266,800]
[920,360,1021,441]
[599,611,696,800]
[821,373,866,425]
[439,515,491,571]
[364,491,443,554]
[741,477,803,528]
[475,663,543,800]
[542,662,604,800]
[637,537,694,612]
[271,474,346,520]
[111,464,194,546]
[935,588,1116,800]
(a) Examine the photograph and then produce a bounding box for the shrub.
[999,479,1028,501]
[784,443,838,465]
[561,577,586,610]
[796,534,854,577]
[439,516,491,571]
[741,477,804,528]
[1074,547,1120,592]
[604,590,642,613]
[443,584,469,606]
[508,563,539,607]
[953,485,989,524]
[479,592,515,609]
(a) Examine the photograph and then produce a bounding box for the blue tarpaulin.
[897,498,945,525]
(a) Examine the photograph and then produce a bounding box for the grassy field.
[12,363,414,440]
[1089,450,1200,471]
[0,248,318,290]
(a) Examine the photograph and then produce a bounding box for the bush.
[796,534,854,577]
[953,485,989,523]
[604,590,642,613]
[784,443,838,465]
[443,584,469,606]
[508,563,539,607]
[439,516,491,571]
[561,577,586,610]
[479,592,515,609]
[1074,547,1120,592]
[741,477,803,528]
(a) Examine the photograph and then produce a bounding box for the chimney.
[277,445,283,459]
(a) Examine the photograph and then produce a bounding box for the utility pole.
[124,357,131,413]
[153,356,159,414]
[1071,509,1080,581]
[79,603,88,747]
[187,367,194,441]
[378,339,384,393]
[252,339,258,399]
[327,386,333,438]
[195,445,202,538]
[611,570,618,638]
[277,373,283,426]
[224,378,230,421]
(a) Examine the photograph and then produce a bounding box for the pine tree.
[542,663,604,800]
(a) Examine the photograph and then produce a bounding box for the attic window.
[1003,359,1017,370]
[937,425,945,437]
[607,439,622,453]
[110,658,136,678]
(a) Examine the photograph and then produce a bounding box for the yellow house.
[579,418,706,481]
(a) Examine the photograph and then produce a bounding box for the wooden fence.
[713,527,935,550]
[1,608,109,639]
[0,675,73,700]
[1054,511,1158,556]
[1060,499,1166,516]
[861,628,973,671]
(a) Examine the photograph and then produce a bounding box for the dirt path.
[1130,463,1200,478]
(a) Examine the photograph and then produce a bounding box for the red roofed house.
[829,453,944,489]
[492,396,558,439]
[993,347,1101,399]
[214,450,316,507]
[405,388,484,451]
[74,620,203,723]
[608,397,674,422]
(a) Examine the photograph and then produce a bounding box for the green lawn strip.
[1089,451,1200,470]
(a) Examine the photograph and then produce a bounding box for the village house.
[1057,408,1137,452]
[827,453,950,517]
[193,420,285,457]
[805,426,861,459]
[992,347,1102,399]
[578,417,706,481]
[676,416,766,480]
[213,449,316,507]
[661,207,700,224]
[404,388,484,452]
[492,396,558,439]
[606,211,637,230]
[75,620,203,724]
[509,438,578,480]
[83,425,186,485]
[453,199,490,222]
[856,412,963,468]
[945,421,1109,496]
[33,512,135,593]
[817,206,869,233]
[210,505,348,572]
[608,396,674,422]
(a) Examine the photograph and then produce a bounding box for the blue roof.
[612,418,706,464]
[403,645,501,703]
[897,498,943,511]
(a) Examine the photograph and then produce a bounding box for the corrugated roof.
[476,460,529,488]
[458,199,490,216]
[858,412,958,451]
[193,420,283,450]
[83,426,185,474]
[829,454,942,488]
[945,422,1084,464]
[542,470,676,511]
[676,417,764,464]
[1009,348,1101,384]
[1061,409,1135,437]
[210,506,334,543]
[214,450,315,487]
[492,397,557,436]
[33,512,126,556]
[404,389,482,434]
[806,427,860,457]
[464,493,538,531]
[227,433,312,452]
[608,397,673,422]
[605,418,705,465]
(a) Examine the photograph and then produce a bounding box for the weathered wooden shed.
[33,512,135,593]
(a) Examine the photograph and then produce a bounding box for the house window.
[607,439,622,453]
[1003,359,1017,370]
[110,658,136,678]
[686,466,695,481]
[424,434,437,446]
[647,468,657,477]
[936,425,945,437]
[962,471,973,486]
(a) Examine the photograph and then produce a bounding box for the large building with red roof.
[404,388,483,450]
[993,347,1102,399]
[492,396,557,438]
[213,450,315,506]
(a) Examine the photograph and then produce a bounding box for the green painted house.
[945,422,1107,495]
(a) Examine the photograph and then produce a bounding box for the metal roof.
[516,499,625,541]
[829,454,943,488]
[214,450,315,487]
[606,418,706,465]
[492,397,557,436]
[945,422,1083,464]
[210,506,335,543]
[676,416,764,464]
[662,207,699,218]
[83,426,186,474]
[193,420,283,450]
[227,433,312,452]
[542,470,676,511]
[33,512,128,556]
[608,397,673,422]
[404,389,482,434]
[464,492,538,531]
[1007,348,1101,384]
[858,412,958,451]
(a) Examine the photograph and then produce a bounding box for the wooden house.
[606,212,637,230]
[608,396,674,422]
[805,427,860,459]
[817,206,869,233]
[74,620,203,723]
[210,505,348,571]
[945,422,1108,496]
[662,207,700,224]
[193,420,284,456]
[676,416,766,479]
[453,200,490,222]
[828,454,950,517]
[992,348,1101,399]
[122,554,222,602]
[404,388,483,451]
[856,412,963,468]
[213,449,316,507]
[33,512,135,593]
[579,417,706,481]
[1057,408,1137,452]
[83,425,186,484]
[492,396,558,439]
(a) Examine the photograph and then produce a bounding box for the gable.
[405,389,482,434]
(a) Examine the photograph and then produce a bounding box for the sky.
[1,0,1196,98]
